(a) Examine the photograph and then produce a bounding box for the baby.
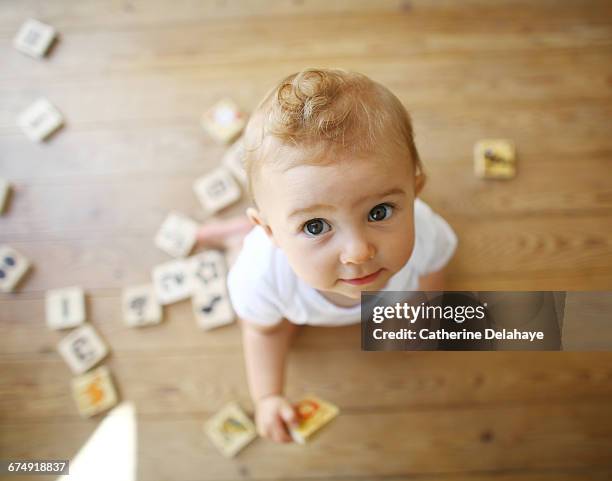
[198,68,457,443]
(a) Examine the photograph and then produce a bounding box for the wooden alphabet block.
[222,138,247,186]
[193,168,241,214]
[289,395,340,444]
[18,98,64,142]
[154,212,199,258]
[0,245,31,293]
[187,250,227,292]
[151,259,190,305]
[201,98,247,144]
[192,285,234,330]
[204,402,257,457]
[122,284,162,327]
[57,324,108,374]
[46,286,86,330]
[0,178,11,214]
[71,365,118,418]
[188,250,233,328]
[474,139,516,179]
[13,18,57,58]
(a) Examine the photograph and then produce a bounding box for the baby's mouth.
[339,268,384,286]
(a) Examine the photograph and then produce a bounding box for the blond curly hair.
[243,68,425,199]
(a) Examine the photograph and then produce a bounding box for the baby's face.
[252,149,416,301]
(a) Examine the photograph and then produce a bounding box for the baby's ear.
[246,207,277,245]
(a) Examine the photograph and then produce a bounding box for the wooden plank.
[333,473,612,481]
[0,175,213,239]
[447,215,612,276]
[0,471,609,481]
[1,15,611,80]
[0,0,610,33]
[1,154,610,241]
[1,350,611,421]
[1,402,611,480]
[410,103,612,165]
[0,237,167,292]
[1,213,611,292]
[0,0,405,32]
[2,289,612,355]
[2,62,612,132]
[2,105,611,181]
[328,472,612,481]
[0,126,218,180]
[446,268,612,291]
[420,155,612,220]
[563,292,612,351]
[2,471,611,481]
[0,293,361,356]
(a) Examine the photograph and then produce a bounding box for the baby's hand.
[255,394,299,443]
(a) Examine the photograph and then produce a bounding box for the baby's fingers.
[279,403,299,427]
[271,416,293,443]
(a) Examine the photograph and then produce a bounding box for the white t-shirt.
[226,198,458,328]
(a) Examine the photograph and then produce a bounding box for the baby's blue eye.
[368,203,393,222]
[303,219,331,237]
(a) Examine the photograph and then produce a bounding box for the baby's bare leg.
[196,215,253,246]
[196,215,253,264]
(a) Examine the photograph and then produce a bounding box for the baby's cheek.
[390,226,415,269]
[403,231,416,260]
[286,243,333,285]
[306,248,337,279]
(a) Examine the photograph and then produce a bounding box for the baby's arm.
[240,317,300,443]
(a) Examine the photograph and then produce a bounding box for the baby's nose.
[340,236,376,265]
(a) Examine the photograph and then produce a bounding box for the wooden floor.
[1,1,612,480]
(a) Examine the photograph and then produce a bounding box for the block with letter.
[154,211,199,258]
[201,98,247,144]
[204,402,257,457]
[188,250,233,329]
[18,98,64,142]
[122,284,162,327]
[222,138,247,186]
[192,286,234,330]
[193,168,241,214]
[289,395,340,444]
[187,250,227,291]
[474,139,516,179]
[0,245,31,293]
[152,259,190,305]
[13,18,57,58]
[71,365,118,418]
[0,178,11,214]
[45,286,86,330]
[57,324,109,374]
